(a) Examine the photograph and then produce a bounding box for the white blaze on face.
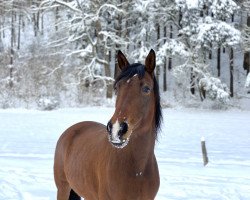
[111,119,120,143]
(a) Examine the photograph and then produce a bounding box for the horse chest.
[102,163,159,200]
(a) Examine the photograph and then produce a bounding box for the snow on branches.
[41,0,127,98]
[175,0,199,9]
[161,0,240,102]
[199,76,230,103]
[176,0,239,19]
[210,0,239,20]
[39,0,242,104]
[157,39,190,66]
[177,0,241,49]
[182,16,241,49]
[199,19,240,48]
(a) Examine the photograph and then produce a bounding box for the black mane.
[114,63,145,84]
[114,63,162,137]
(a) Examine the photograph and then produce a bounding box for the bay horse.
[54,49,162,200]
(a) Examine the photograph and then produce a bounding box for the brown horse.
[54,49,162,200]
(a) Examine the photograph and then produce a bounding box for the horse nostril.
[107,121,112,134]
[119,122,128,135]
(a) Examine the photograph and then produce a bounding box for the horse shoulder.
[55,121,110,197]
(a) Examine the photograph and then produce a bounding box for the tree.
[0,0,31,88]
[242,5,250,73]
[41,0,127,98]
[0,0,247,108]
[157,0,240,102]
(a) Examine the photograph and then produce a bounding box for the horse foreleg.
[56,183,71,200]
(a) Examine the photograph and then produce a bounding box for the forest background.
[0,0,250,110]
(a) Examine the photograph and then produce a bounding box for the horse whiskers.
[130,117,143,134]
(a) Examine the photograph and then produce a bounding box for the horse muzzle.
[107,120,130,148]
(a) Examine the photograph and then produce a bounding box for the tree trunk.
[17,14,21,50]
[9,4,15,88]
[247,16,250,27]
[32,2,39,37]
[104,50,113,99]
[217,47,221,77]
[243,16,250,75]
[114,1,122,80]
[163,26,167,91]
[156,24,160,82]
[168,25,173,70]
[209,43,212,59]
[106,81,113,98]
[190,67,195,95]
[168,57,172,70]
[36,10,40,33]
[178,9,182,28]
[230,48,234,97]
[243,52,250,74]
[33,13,37,36]
[55,7,59,31]
[41,10,44,35]
[163,59,167,91]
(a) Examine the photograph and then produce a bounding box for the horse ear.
[145,49,156,74]
[117,50,130,70]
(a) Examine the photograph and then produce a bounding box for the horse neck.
[116,126,157,176]
[136,128,156,168]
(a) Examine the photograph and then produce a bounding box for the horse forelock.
[114,63,162,137]
[114,63,145,86]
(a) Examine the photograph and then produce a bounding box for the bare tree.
[41,0,127,98]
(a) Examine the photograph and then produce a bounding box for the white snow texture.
[0,107,250,200]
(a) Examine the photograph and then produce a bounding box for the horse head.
[107,49,162,148]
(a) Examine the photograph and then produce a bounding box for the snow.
[199,77,230,103]
[157,39,190,66]
[186,0,199,9]
[1,107,250,199]
[194,18,241,48]
[175,0,199,9]
[210,0,239,19]
[245,73,250,88]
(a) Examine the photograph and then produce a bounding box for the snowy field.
[0,107,250,200]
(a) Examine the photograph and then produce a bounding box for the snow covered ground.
[0,107,250,200]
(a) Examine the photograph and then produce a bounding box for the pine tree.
[157,0,241,103]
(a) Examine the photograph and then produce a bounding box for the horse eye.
[142,86,151,94]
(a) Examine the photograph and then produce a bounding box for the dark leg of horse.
[69,190,81,200]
